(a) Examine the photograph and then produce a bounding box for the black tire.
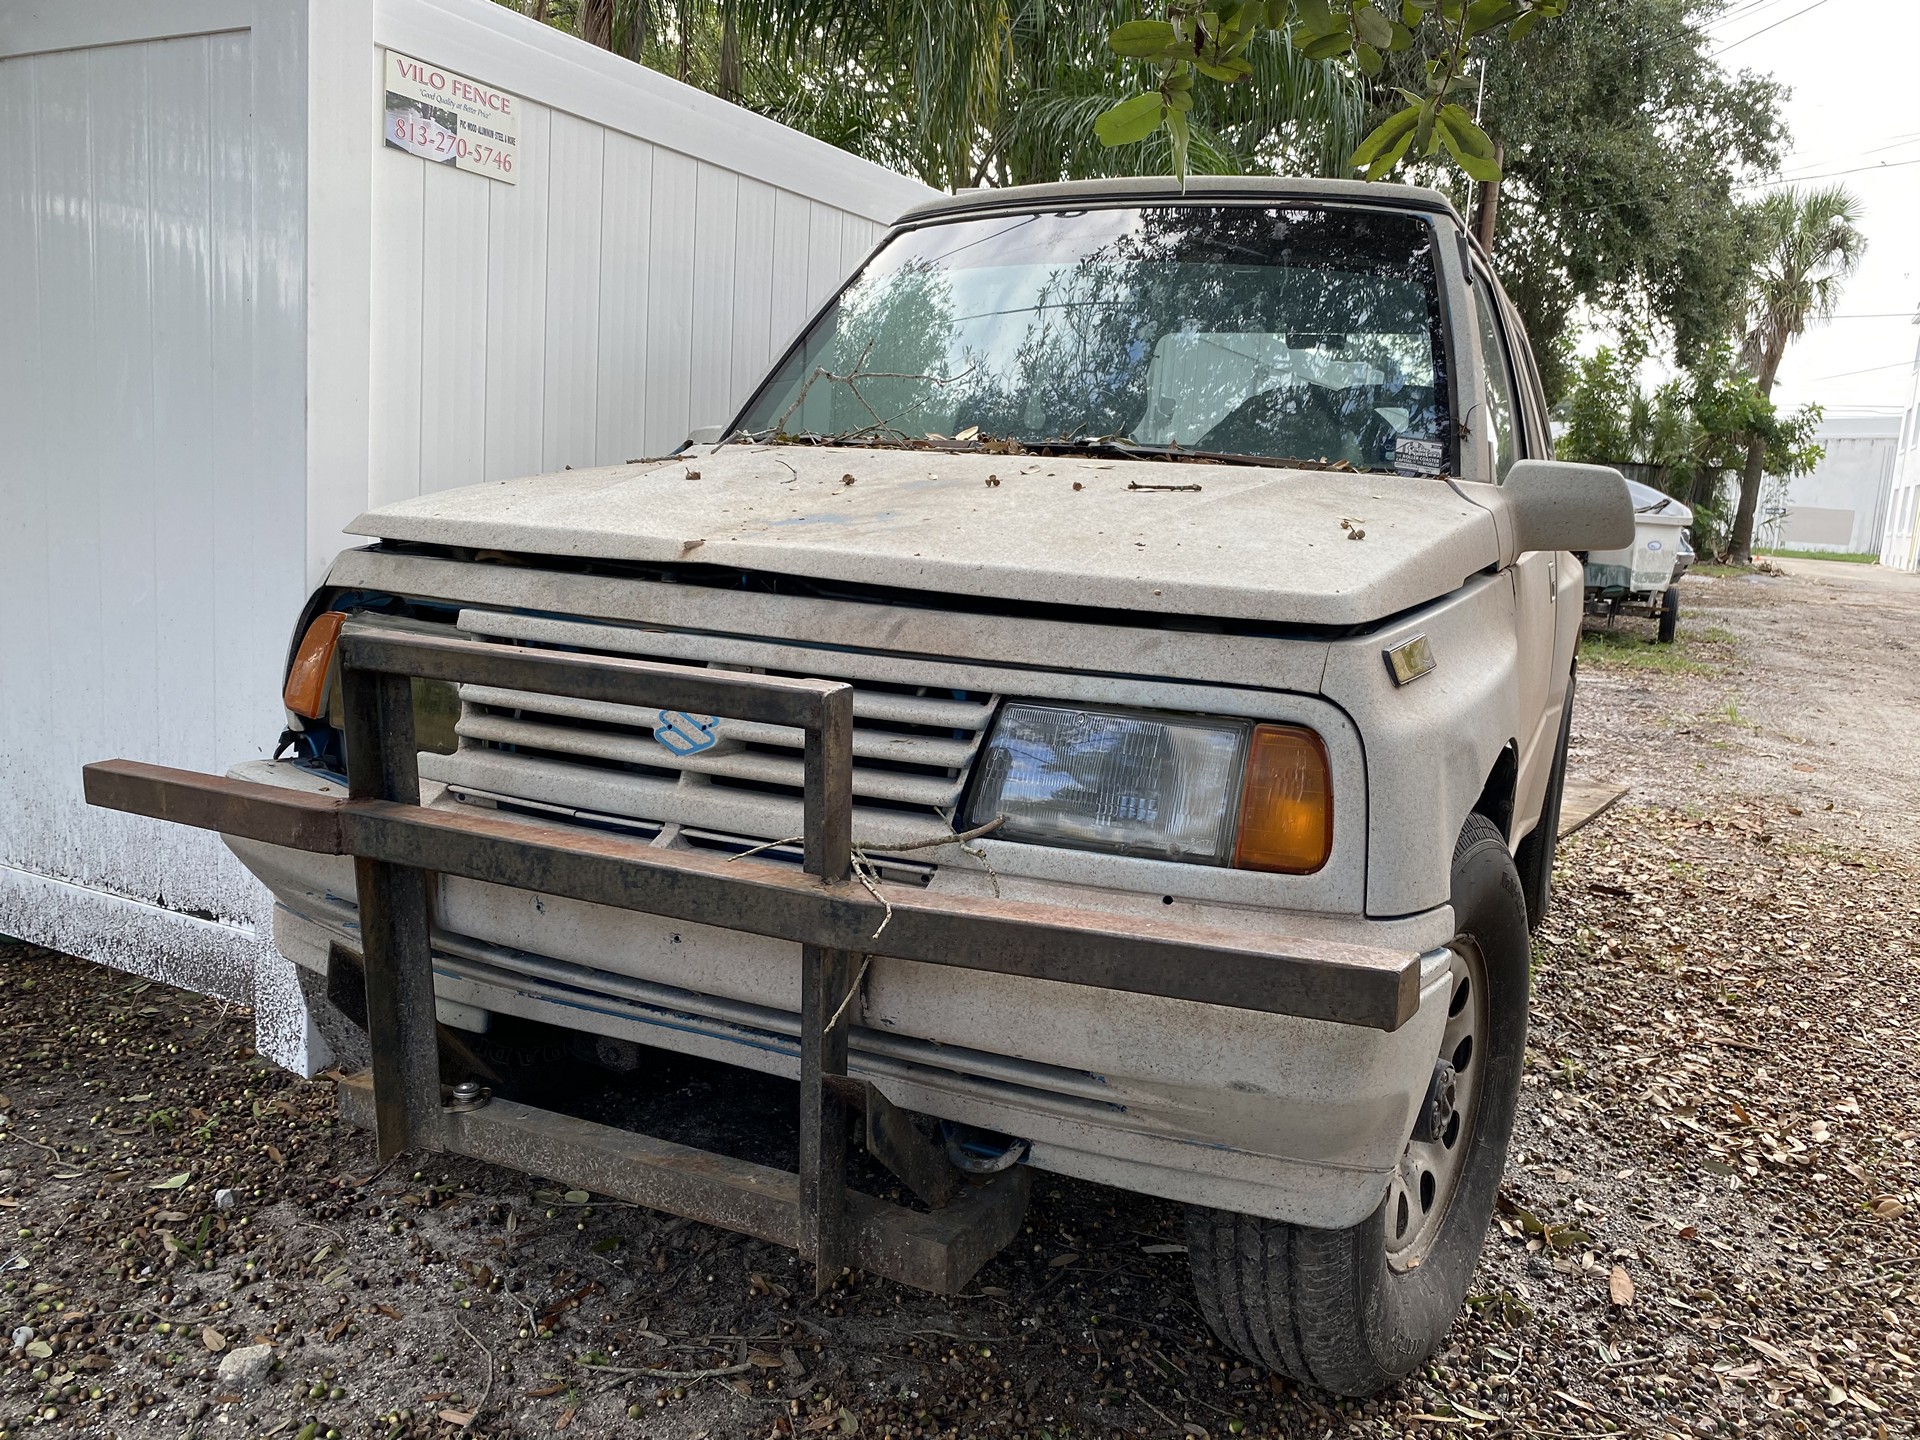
[1186,814,1530,1397]
[1656,586,1680,644]
[1513,665,1575,931]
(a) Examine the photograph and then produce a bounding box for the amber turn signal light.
[1233,724,1333,874]
[283,612,346,719]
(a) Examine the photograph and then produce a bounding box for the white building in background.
[1760,413,1900,555]
[1879,328,1920,573]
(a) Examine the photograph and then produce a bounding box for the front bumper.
[230,758,1454,1229]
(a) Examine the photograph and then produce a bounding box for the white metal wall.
[0,0,930,1065]
[0,2,310,1013]
[362,0,909,511]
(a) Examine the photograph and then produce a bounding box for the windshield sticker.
[1393,436,1445,476]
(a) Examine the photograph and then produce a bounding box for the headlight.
[285,609,459,757]
[965,704,1330,873]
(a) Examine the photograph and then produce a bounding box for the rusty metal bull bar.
[83,617,1426,1295]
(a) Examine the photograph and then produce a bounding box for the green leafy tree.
[1096,0,1569,182]
[1725,184,1864,563]
[1555,348,1639,466]
[509,0,1366,191]
[1436,0,1786,401]
[1559,343,1823,556]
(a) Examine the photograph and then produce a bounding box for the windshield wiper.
[1035,436,1396,475]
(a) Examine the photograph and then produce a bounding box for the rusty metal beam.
[82,761,346,853]
[342,665,442,1160]
[83,759,1421,1028]
[83,760,1422,1030]
[338,619,850,731]
[335,1073,1026,1295]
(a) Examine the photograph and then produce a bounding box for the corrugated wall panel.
[147,37,220,797]
[32,50,109,890]
[728,177,777,414]
[642,147,698,455]
[804,201,846,312]
[0,28,296,924]
[364,21,927,482]
[0,56,51,883]
[482,102,552,483]
[540,110,604,471]
[416,161,491,496]
[364,0,934,479]
[688,163,740,432]
[368,143,426,507]
[90,43,164,900]
[594,130,655,463]
[768,189,814,362]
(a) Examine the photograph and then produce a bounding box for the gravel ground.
[3,560,1918,1440]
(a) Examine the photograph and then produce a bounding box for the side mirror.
[1500,459,1635,555]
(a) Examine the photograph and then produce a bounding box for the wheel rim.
[1384,937,1488,1270]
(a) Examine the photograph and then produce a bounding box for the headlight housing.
[965,703,1331,873]
[284,608,459,758]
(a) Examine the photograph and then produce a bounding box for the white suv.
[228,177,1631,1395]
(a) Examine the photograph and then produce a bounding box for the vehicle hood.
[347,445,1502,627]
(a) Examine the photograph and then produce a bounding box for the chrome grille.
[418,609,997,853]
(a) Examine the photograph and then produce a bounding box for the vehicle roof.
[894,175,1467,228]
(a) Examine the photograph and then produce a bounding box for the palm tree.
[1726,184,1865,563]
[507,0,1364,192]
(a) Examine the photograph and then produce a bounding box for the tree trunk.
[579,0,612,51]
[1472,145,1504,255]
[717,10,741,104]
[1728,434,1767,564]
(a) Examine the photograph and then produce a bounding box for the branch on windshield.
[762,338,978,445]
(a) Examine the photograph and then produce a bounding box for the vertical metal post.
[342,667,442,1160]
[797,687,856,1294]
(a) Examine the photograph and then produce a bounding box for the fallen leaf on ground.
[1609,1265,1635,1306]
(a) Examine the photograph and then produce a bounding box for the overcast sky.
[1717,0,1920,417]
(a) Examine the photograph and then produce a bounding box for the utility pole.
[1473,145,1504,255]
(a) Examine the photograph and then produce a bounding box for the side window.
[1472,285,1522,480]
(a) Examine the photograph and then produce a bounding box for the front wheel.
[1186,813,1530,1397]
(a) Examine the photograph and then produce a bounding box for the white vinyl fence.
[0,0,932,1066]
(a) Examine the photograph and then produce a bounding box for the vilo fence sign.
[383,50,519,184]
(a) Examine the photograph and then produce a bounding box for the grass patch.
[1689,562,1752,578]
[1579,626,1727,675]
[1754,547,1879,565]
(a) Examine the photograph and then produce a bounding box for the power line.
[1705,0,1805,31]
[1777,132,1920,171]
[1752,155,1920,186]
[1798,359,1915,382]
[1715,0,1835,53]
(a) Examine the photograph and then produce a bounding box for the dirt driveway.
[4,561,1918,1440]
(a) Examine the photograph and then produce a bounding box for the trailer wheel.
[1656,586,1680,644]
[1185,813,1529,1397]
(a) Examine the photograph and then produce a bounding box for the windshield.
[734,204,1453,475]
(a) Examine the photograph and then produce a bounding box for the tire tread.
[1186,813,1523,1397]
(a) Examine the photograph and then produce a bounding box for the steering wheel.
[1198,382,1355,463]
